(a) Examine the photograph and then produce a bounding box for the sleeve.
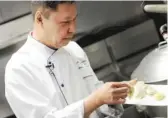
[83,52,124,118]
[5,61,84,118]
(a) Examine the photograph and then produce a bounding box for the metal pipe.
[144,4,167,13]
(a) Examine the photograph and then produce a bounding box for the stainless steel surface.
[160,24,167,41]
[76,1,144,33]
[0,14,32,50]
[129,20,168,118]
[131,44,168,117]
[160,24,167,35]
[144,4,167,13]
[95,65,115,81]
[84,40,112,70]
[132,44,168,83]
[121,106,147,118]
[95,64,124,82]
[105,19,160,60]
[0,1,30,22]
[118,47,154,76]
[0,11,3,23]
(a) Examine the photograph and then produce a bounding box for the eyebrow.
[64,14,78,21]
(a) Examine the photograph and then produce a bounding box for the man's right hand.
[84,82,130,118]
[94,82,130,106]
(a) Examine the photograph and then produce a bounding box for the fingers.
[110,83,130,100]
[112,98,126,104]
[110,87,129,103]
[111,82,130,89]
[113,93,127,99]
[112,87,129,93]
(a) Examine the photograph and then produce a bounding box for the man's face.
[40,3,77,48]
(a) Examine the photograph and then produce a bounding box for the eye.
[62,21,70,24]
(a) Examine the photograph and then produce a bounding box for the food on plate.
[124,79,137,98]
[132,81,147,99]
[128,87,134,99]
[146,85,157,96]
[127,80,165,101]
[154,92,165,101]
[128,79,137,86]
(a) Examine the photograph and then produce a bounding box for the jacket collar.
[26,32,57,59]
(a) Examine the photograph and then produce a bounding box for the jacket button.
[61,84,64,87]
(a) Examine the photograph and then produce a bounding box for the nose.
[69,21,76,34]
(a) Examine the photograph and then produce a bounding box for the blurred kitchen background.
[0,1,167,118]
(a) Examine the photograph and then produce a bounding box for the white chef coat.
[5,32,123,118]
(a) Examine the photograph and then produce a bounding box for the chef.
[5,1,131,118]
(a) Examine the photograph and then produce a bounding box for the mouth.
[65,35,74,40]
[64,37,73,40]
[63,38,70,41]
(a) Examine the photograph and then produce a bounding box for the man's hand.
[84,82,130,118]
[94,82,130,105]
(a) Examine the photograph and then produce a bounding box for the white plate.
[125,85,168,106]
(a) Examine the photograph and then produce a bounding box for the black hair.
[31,0,75,19]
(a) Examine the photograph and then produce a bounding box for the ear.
[35,11,43,26]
